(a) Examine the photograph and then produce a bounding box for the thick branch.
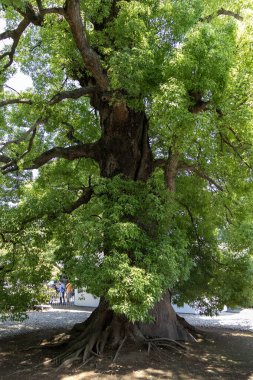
[29,140,101,170]
[0,99,33,108]
[200,8,243,22]
[49,86,97,105]
[1,85,95,110]
[40,7,65,17]
[153,158,167,169]
[64,0,109,90]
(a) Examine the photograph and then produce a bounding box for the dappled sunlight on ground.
[1,308,253,379]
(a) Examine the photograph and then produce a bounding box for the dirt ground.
[0,326,252,380]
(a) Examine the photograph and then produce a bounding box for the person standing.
[66,282,73,304]
[59,282,66,304]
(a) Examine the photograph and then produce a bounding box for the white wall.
[74,290,201,314]
[172,303,200,314]
[74,289,100,307]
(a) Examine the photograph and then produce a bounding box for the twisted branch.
[64,0,109,90]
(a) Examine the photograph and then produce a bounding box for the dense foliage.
[0,0,253,321]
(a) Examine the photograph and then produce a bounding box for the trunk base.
[139,293,195,341]
[51,295,195,369]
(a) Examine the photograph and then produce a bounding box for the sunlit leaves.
[1,0,253,320]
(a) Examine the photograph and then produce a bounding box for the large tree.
[1,0,253,365]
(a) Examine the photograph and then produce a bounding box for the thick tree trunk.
[139,291,194,341]
[92,99,153,180]
[53,293,194,367]
[53,102,195,367]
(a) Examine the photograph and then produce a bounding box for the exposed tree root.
[176,314,199,334]
[46,297,196,370]
[113,336,127,362]
[146,337,187,350]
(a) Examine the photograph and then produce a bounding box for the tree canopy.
[1,0,253,322]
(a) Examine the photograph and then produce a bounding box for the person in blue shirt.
[58,282,66,304]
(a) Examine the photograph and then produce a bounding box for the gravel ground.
[0,307,252,339]
[184,308,253,331]
[0,307,92,338]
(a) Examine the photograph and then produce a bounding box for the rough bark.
[94,100,153,180]
[48,101,194,368]
[52,102,194,367]
[52,295,192,368]
[139,291,194,341]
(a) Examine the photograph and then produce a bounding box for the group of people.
[48,279,74,305]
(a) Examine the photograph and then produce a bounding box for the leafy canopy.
[0,0,253,320]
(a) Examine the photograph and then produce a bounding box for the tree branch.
[153,158,167,169]
[219,132,251,169]
[1,140,101,173]
[165,150,179,192]
[64,0,109,90]
[0,154,12,164]
[177,201,202,253]
[0,3,64,72]
[0,118,45,152]
[178,162,224,191]
[0,86,98,171]
[29,142,101,170]
[62,186,93,214]
[0,18,30,70]
[0,85,96,111]
[49,86,97,105]
[62,122,82,144]
[0,186,94,239]
[200,8,243,22]
[0,99,33,108]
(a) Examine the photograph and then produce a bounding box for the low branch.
[1,140,101,173]
[29,141,101,170]
[0,186,94,239]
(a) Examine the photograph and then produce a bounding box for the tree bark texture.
[62,100,194,362]
[95,100,153,181]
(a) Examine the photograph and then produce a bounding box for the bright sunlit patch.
[6,71,33,92]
